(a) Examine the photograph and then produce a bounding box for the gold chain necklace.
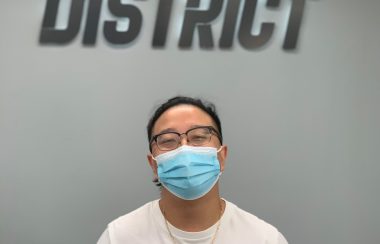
[162,200,223,244]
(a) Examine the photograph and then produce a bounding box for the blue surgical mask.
[153,145,223,200]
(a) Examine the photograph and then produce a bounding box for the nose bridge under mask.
[152,145,223,162]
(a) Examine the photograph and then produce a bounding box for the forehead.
[152,105,214,135]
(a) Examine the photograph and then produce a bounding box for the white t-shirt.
[97,199,288,244]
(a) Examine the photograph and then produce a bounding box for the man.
[97,96,288,244]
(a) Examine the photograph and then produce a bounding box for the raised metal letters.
[39,0,306,50]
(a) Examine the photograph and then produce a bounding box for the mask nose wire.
[152,145,223,161]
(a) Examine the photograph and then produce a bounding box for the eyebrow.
[156,124,211,135]
[157,128,176,134]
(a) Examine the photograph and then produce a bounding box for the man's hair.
[146,96,223,152]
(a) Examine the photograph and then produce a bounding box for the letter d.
[39,0,85,44]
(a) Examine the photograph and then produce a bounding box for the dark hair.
[147,96,223,152]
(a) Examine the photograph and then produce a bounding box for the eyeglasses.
[150,126,222,151]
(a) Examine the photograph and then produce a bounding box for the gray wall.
[1,0,379,244]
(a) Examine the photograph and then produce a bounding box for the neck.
[159,185,225,232]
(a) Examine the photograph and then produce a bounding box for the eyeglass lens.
[156,127,212,150]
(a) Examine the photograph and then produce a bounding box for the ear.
[217,145,228,172]
[147,154,158,178]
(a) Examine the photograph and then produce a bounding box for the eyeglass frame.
[149,125,223,152]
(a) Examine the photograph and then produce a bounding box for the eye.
[156,133,179,150]
[188,129,210,144]
[160,138,177,145]
[191,135,208,142]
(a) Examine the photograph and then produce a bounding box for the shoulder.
[106,200,158,243]
[109,200,155,230]
[224,200,288,244]
[226,200,277,231]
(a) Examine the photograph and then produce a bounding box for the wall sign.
[39,0,305,50]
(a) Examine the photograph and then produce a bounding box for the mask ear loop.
[151,154,157,161]
[149,154,160,185]
[216,146,224,176]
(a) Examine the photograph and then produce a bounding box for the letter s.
[103,0,142,45]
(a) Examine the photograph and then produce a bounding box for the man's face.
[147,104,227,177]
